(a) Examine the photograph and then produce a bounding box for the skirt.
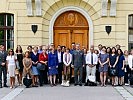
[48,66,58,75]
[8,65,16,77]
[99,65,108,72]
[32,66,39,75]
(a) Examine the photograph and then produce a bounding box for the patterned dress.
[99,53,109,72]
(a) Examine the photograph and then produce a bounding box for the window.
[0,14,14,50]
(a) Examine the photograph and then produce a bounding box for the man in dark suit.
[56,45,64,84]
[72,44,85,86]
[0,45,8,88]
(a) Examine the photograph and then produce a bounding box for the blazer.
[128,55,133,69]
[0,51,7,66]
[72,50,85,67]
[48,52,58,67]
[86,52,98,65]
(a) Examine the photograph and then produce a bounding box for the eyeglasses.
[10,51,13,52]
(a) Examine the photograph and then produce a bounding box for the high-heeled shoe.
[50,84,53,87]
[101,84,103,87]
[53,84,56,86]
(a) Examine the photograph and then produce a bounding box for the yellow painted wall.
[0,0,133,51]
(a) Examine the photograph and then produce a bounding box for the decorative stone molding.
[26,0,33,16]
[35,0,42,16]
[26,0,42,16]
[49,6,94,47]
[101,0,117,17]
[101,0,108,16]
[110,0,117,16]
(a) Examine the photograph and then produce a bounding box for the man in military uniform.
[72,44,85,86]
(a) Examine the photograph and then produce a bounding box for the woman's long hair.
[16,45,23,53]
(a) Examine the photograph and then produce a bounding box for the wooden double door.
[54,29,88,48]
[53,11,89,48]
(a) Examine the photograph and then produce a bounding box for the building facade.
[0,0,133,50]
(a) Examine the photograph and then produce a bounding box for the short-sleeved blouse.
[6,55,17,65]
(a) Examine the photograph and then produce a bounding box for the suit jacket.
[72,50,85,67]
[0,51,7,66]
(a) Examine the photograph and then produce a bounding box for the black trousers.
[96,64,100,82]
[0,66,7,86]
[82,66,86,83]
[44,67,48,84]
[57,63,63,83]
[38,70,45,86]
[70,65,74,83]
[124,65,130,84]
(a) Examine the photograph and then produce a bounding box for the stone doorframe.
[49,6,94,48]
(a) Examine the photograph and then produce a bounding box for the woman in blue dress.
[109,47,118,86]
[48,48,58,87]
[31,46,39,87]
[117,49,125,86]
[99,46,109,87]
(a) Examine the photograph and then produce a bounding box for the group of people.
[0,43,133,89]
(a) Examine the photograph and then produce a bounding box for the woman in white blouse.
[6,49,17,89]
[62,48,72,86]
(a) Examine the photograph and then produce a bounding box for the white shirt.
[86,52,98,65]
[98,50,103,54]
[6,55,17,65]
[128,55,133,69]
[57,51,62,63]
[63,53,72,66]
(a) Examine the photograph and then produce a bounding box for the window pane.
[0,39,4,45]
[0,15,4,26]
[7,15,14,26]
[7,30,14,40]
[0,30,4,39]
[7,40,14,50]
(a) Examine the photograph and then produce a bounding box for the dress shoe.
[4,84,8,87]
[32,85,38,87]
[79,84,82,86]
[84,83,88,86]
[40,84,43,87]
[74,84,78,86]
[53,84,57,86]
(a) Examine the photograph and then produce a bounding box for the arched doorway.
[53,11,89,48]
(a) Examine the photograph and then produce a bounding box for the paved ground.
[0,88,12,99]
[124,86,133,95]
[0,84,127,100]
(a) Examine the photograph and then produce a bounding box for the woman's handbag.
[37,63,45,70]
[15,61,20,69]
[15,68,19,75]
[23,74,32,88]
[110,67,117,76]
